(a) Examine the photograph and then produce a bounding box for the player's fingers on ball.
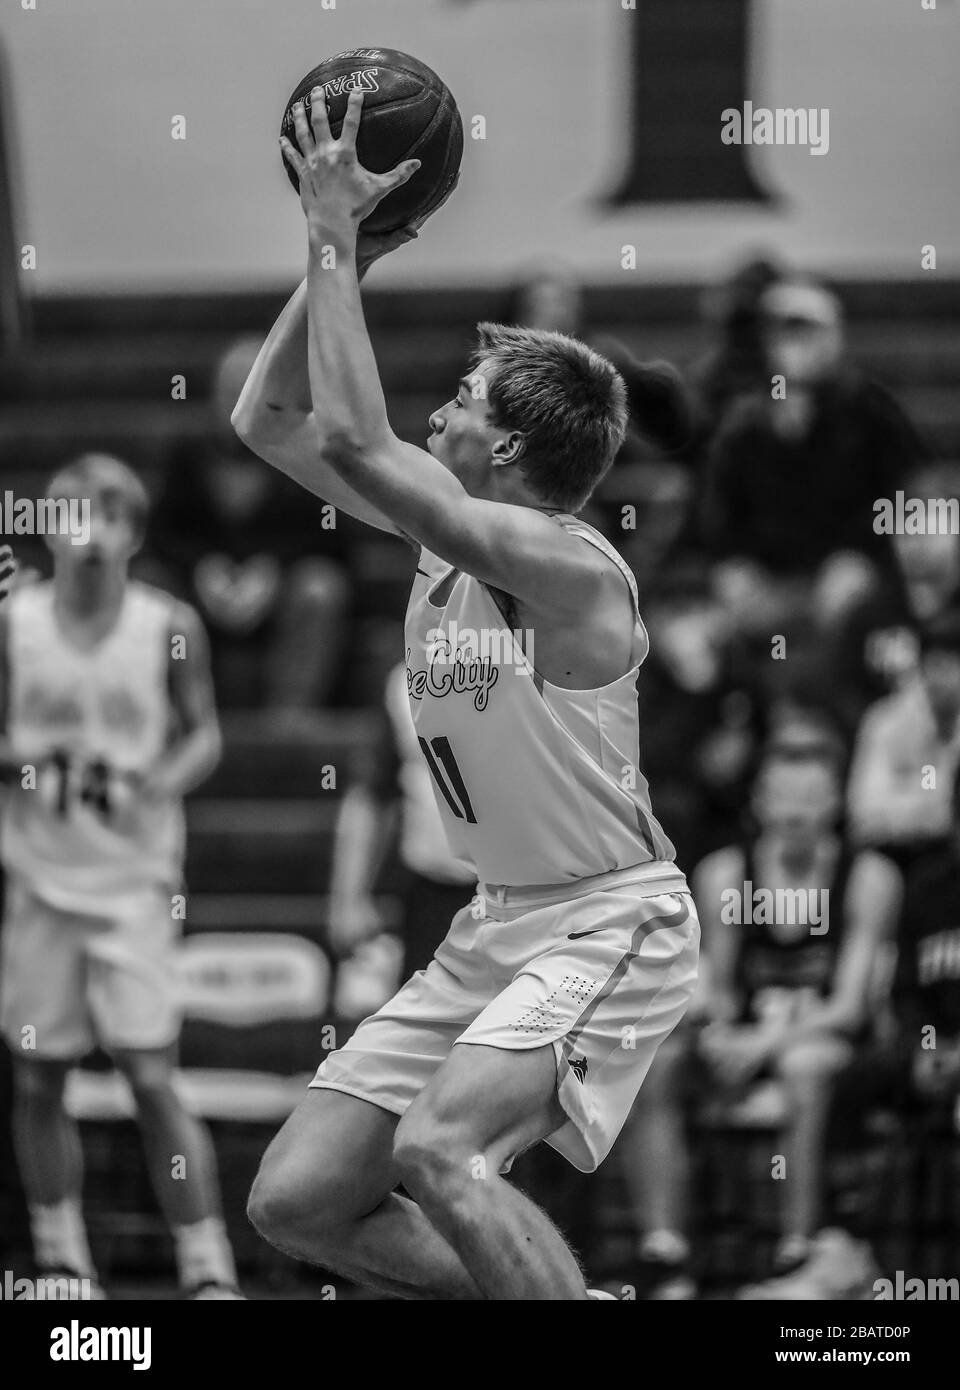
[339,89,364,145]
[387,158,421,190]
[309,86,332,143]
[291,100,312,152]
[279,136,304,176]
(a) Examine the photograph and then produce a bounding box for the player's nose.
[428,409,446,434]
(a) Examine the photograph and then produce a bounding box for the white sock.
[30,1198,96,1277]
[173,1217,237,1290]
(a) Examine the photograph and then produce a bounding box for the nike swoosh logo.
[567,928,605,940]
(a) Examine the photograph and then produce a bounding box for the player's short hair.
[46,453,150,541]
[471,322,628,512]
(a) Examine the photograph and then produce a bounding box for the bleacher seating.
[3,281,959,491]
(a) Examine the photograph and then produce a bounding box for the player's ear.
[491,432,525,466]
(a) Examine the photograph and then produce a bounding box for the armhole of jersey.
[558,519,648,665]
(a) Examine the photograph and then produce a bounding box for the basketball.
[279,47,463,235]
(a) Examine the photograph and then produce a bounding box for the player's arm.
[0,563,44,782]
[140,604,222,801]
[284,92,604,608]
[231,276,405,536]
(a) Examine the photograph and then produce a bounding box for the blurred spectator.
[151,337,350,711]
[827,466,960,735]
[512,261,584,338]
[620,742,900,1298]
[846,610,960,872]
[687,252,785,444]
[635,561,762,868]
[701,276,928,642]
[743,766,960,1299]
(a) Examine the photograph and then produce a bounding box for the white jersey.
[404,516,679,888]
[384,663,475,885]
[1,580,185,915]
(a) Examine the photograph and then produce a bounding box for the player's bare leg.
[11,1057,98,1279]
[393,1042,589,1300]
[112,1045,238,1293]
[249,1090,484,1299]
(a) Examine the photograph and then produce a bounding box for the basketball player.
[0,455,241,1298]
[623,741,900,1298]
[237,90,699,1300]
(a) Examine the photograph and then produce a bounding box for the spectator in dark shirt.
[702,277,927,641]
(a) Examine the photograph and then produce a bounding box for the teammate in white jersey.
[238,92,699,1299]
[0,455,241,1298]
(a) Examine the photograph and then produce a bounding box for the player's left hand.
[280,88,420,241]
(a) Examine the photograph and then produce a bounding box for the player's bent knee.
[393,1113,472,1197]
[247,1150,373,1247]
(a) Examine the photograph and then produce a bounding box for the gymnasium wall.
[1,0,957,291]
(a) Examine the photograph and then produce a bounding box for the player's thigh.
[395,1041,564,1176]
[250,1087,400,1230]
[0,882,93,1060]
